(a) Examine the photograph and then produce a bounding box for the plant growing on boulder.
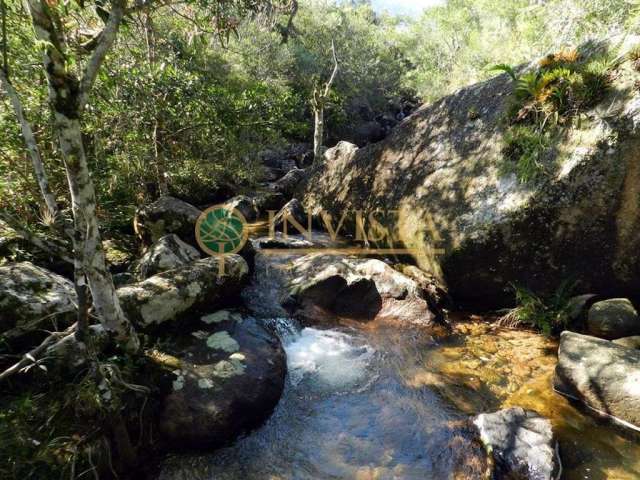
[500,47,615,183]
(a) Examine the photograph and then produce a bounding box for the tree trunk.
[0,69,58,217]
[313,106,324,161]
[153,117,169,197]
[56,114,139,351]
[145,13,168,197]
[26,0,139,352]
[311,41,338,164]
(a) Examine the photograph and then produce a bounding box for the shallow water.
[159,244,640,480]
[160,320,487,480]
[422,319,640,480]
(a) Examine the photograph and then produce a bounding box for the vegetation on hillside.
[3,0,640,229]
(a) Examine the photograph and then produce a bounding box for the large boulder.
[554,331,640,431]
[271,199,309,233]
[157,312,286,450]
[0,262,76,334]
[473,407,560,480]
[272,168,307,199]
[134,234,201,280]
[286,254,437,325]
[224,195,259,222]
[586,298,639,339]
[134,196,202,246]
[258,144,312,173]
[349,120,385,146]
[253,190,287,213]
[117,256,248,328]
[303,42,640,306]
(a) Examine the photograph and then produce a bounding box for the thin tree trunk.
[313,106,324,160]
[145,13,168,197]
[152,118,169,196]
[312,41,338,164]
[0,63,58,218]
[26,0,139,352]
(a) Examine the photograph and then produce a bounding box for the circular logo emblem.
[196,205,248,256]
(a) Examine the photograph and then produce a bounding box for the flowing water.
[159,243,640,480]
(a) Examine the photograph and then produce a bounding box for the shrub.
[498,281,576,335]
[500,46,614,182]
[627,44,640,71]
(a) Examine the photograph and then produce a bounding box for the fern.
[490,63,518,81]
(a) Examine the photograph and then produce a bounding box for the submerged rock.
[0,262,76,333]
[134,196,202,246]
[158,314,286,450]
[251,234,314,250]
[303,42,640,306]
[586,298,639,339]
[134,234,201,280]
[554,331,640,431]
[287,254,437,325]
[473,407,560,480]
[117,256,248,328]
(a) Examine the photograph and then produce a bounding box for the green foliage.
[502,125,550,183]
[0,0,412,223]
[0,354,158,480]
[509,49,613,127]
[490,64,519,81]
[500,47,614,183]
[400,0,634,102]
[500,281,576,335]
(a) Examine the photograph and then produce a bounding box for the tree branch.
[323,40,338,97]
[0,213,73,264]
[0,325,74,383]
[77,0,126,112]
[0,69,59,218]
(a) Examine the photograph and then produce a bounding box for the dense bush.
[499,281,577,335]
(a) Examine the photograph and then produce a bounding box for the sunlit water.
[158,245,640,480]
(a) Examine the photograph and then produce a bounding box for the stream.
[158,239,640,480]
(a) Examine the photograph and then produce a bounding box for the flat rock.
[554,331,640,431]
[612,335,640,349]
[0,262,77,333]
[117,256,248,328]
[473,407,560,480]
